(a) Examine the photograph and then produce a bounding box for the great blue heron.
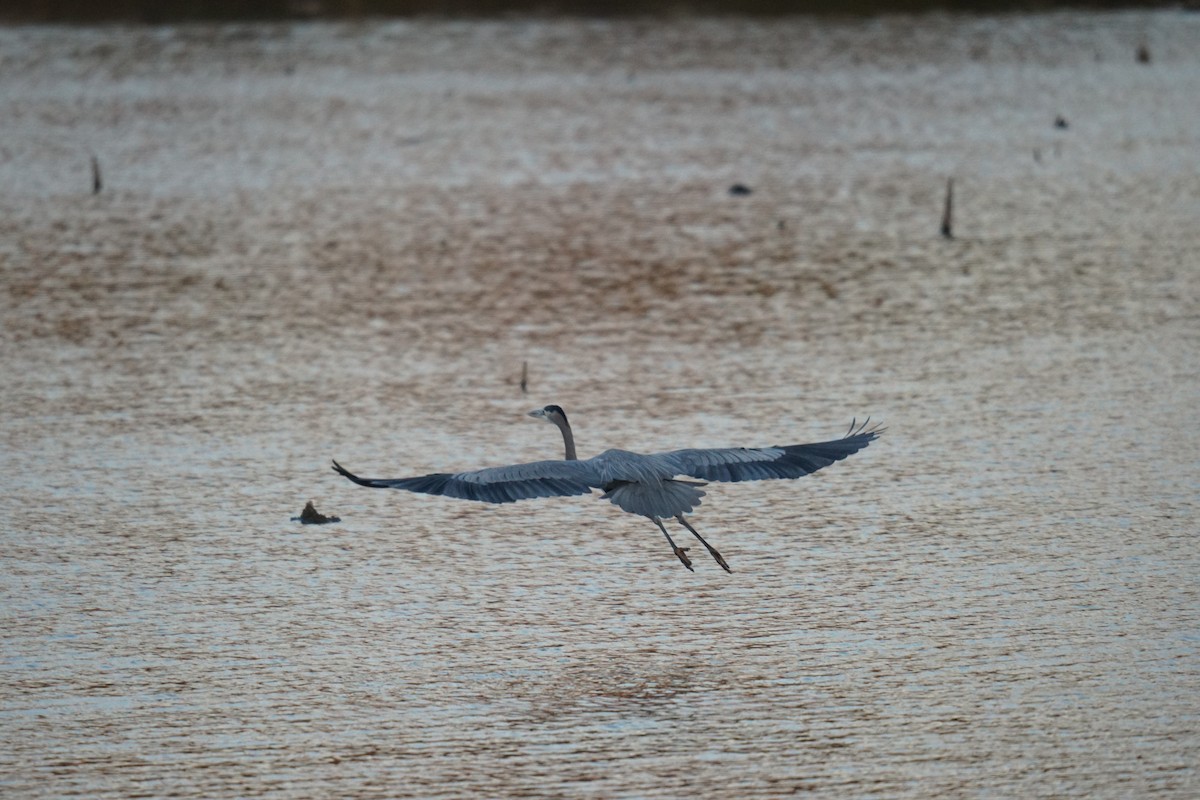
[332,405,882,573]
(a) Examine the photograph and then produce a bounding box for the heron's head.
[528,404,568,425]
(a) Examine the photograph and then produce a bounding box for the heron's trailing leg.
[675,515,731,573]
[653,518,693,571]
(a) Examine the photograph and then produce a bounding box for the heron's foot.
[672,516,731,574]
[673,546,694,571]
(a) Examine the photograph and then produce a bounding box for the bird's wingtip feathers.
[331,459,382,488]
[845,417,886,439]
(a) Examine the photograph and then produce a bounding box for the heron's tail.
[601,478,707,520]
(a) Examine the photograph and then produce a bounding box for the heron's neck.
[554,417,577,461]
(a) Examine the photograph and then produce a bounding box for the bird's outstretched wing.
[331,458,603,504]
[656,418,883,483]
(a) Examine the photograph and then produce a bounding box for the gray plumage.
[332,406,882,573]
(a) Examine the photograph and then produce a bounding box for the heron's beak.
[527,409,546,419]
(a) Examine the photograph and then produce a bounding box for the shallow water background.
[2,12,1198,798]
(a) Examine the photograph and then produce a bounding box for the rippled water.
[2,12,1198,798]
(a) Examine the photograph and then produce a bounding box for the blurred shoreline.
[2,0,1183,25]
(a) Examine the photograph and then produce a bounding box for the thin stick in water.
[91,154,102,194]
[940,177,953,239]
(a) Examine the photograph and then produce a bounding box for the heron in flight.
[332,405,881,573]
